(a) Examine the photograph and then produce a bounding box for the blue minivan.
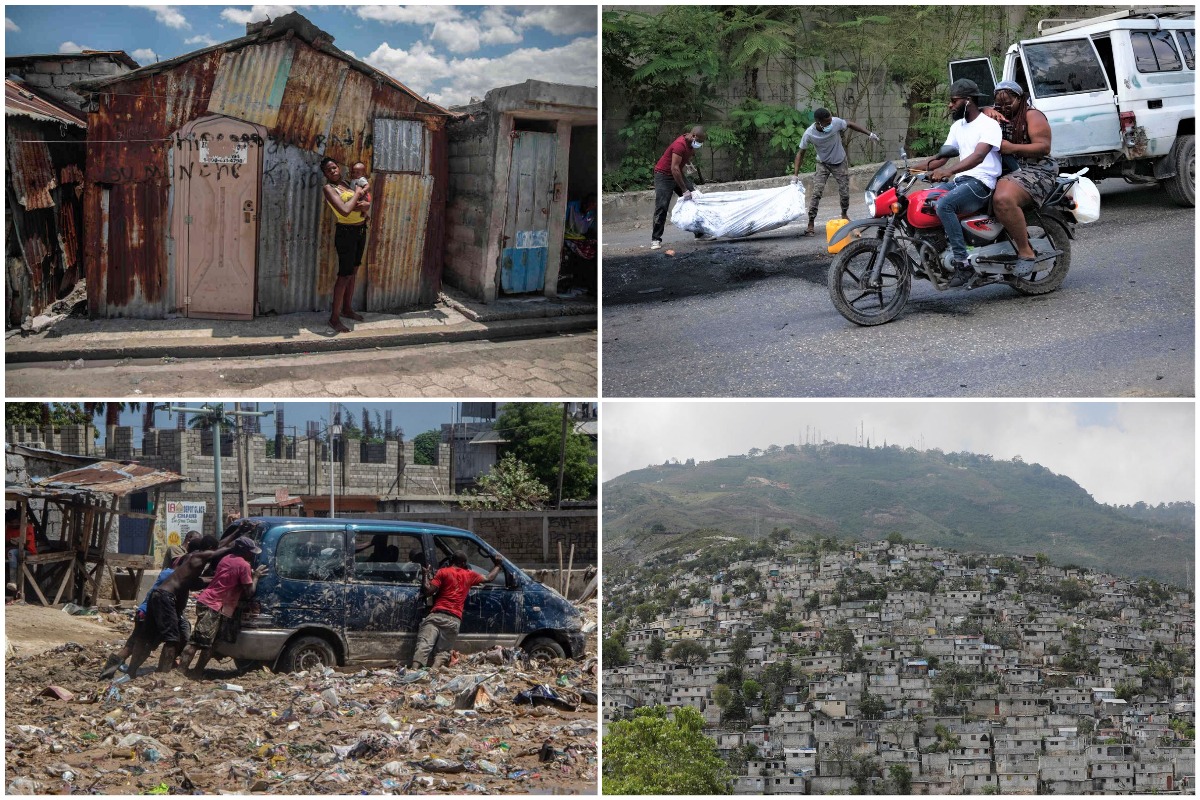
[213,517,585,672]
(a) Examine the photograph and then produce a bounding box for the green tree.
[712,683,733,711]
[860,690,886,720]
[668,639,709,665]
[412,429,440,465]
[647,636,666,662]
[742,679,762,702]
[603,705,733,794]
[888,763,913,794]
[6,402,91,429]
[494,403,597,501]
[460,454,550,510]
[730,630,752,666]
[604,637,630,668]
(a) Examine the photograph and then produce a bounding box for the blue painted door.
[501,131,557,294]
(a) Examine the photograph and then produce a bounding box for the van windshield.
[432,534,508,586]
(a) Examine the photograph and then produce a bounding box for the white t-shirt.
[944,113,1003,189]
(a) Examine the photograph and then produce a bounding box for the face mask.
[691,140,703,150]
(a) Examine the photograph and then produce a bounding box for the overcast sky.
[602,401,1195,506]
[5,5,596,107]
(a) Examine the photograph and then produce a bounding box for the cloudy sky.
[5,5,596,107]
[602,401,1195,506]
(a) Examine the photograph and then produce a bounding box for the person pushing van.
[411,550,505,669]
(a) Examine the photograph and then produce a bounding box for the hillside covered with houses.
[603,534,1195,794]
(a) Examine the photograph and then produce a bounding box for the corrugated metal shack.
[4,79,88,326]
[71,12,452,320]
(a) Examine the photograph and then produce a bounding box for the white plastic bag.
[1064,170,1100,223]
[670,183,807,239]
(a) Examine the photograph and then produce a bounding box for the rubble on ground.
[4,608,598,795]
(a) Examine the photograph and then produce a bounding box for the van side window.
[1023,39,1110,96]
[276,530,345,582]
[1132,31,1183,72]
[1178,30,1195,70]
[433,534,507,586]
[353,532,425,584]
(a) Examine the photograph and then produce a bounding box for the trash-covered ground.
[5,601,599,794]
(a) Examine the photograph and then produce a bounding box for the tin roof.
[33,461,186,497]
[72,12,450,117]
[5,50,140,70]
[5,79,87,127]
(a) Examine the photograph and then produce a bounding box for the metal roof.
[72,12,450,117]
[5,79,87,127]
[33,461,186,497]
[469,431,511,446]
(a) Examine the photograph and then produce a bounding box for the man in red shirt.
[410,550,505,669]
[178,536,266,677]
[650,125,707,250]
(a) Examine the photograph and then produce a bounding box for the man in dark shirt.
[410,550,504,669]
[650,125,707,250]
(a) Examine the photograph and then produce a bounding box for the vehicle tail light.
[1119,111,1136,132]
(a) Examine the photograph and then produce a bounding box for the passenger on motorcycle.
[911,78,1003,287]
[983,80,1059,277]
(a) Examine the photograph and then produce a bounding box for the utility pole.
[556,402,570,509]
[169,403,272,535]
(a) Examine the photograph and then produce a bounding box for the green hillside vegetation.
[604,444,1193,585]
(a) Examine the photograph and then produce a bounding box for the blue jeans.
[935,176,991,260]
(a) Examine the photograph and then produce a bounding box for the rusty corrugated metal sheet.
[102,180,170,315]
[57,193,82,272]
[365,172,433,310]
[5,79,87,127]
[257,146,325,314]
[207,39,295,129]
[34,461,185,497]
[270,41,344,152]
[373,118,425,173]
[420,121,449,303]
[6,119,57,210]
[324,67,375,167]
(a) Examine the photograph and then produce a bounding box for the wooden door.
[500,130,557,294]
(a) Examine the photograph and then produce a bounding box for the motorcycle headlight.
[864,191,877,216]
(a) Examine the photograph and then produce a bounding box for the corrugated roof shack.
[72,13,451,320]
[445,81,597,302]
[5,80,88,327]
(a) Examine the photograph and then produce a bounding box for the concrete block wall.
[6,424,95,457]
[15,56,132,111]
[444,109,496,299]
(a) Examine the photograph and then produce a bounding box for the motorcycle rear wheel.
[828,238,911,326]
[1010,218,1071,296]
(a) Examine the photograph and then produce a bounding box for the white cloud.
[5,17,20,33]
[220,5,296,26]
[514,6,596,36]
[430,19,481,54]
[184,34,220,47]
[131,48,159,62]
[354,6,463,25]
[366,35,596,107]
[602,401,1195,506]
[59,41,94,53]
[147,6,190,30]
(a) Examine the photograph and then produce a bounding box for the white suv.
[952,8,1194,206]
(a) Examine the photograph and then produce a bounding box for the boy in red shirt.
[410,550,504,669]
[6,508,36,595]
[178,536,266,677]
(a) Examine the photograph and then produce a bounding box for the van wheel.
[1161,134,1194,207]
[523,636,567,661]
[277,635,336,674]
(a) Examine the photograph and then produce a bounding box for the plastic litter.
[513,684,578,711]
[670,183,807,239]
[1064,169,1100,223]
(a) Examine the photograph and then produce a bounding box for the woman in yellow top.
[320,157,371,333]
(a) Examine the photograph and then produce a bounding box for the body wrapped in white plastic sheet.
[670,183,807,239]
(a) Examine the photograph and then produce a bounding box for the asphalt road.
[7,332,598,398]
[602,182,1194,397]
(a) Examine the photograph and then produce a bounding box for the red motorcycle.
[826,146,1081,326]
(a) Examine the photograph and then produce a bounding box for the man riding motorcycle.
[910,78,1003,287]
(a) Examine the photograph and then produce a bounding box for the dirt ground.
[4,600,599,795]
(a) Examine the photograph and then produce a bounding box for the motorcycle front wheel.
[827,238,911,326]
